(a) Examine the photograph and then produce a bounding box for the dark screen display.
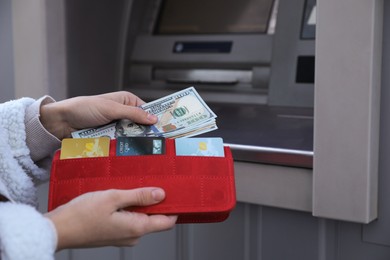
[156,0,275,35]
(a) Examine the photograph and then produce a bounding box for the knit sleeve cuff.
[0,203,57,260]
[25,96,61,162]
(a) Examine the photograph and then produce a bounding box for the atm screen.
[155,0,275,35]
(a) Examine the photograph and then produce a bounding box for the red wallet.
[48,138,236,223]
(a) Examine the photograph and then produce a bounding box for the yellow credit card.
[60,137,110,160]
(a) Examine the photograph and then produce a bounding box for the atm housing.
[121,0,380,224]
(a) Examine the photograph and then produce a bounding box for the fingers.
[70,91,157,126]
[109,214,177,247]
[46,188,176,250]
[115,212,178,241]
[102,99,158,125]
[110,188,178,239]
[98,91,146,106]
[109,188,166,210]
[144,214,178,233]
[109,188,178,233]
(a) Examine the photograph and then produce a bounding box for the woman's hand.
[45,188,177,251]
[40,91,157,140]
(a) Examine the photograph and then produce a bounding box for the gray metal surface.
[227,144,313,168]
[235,161,312,212]
[268,0,315,108]
[204,102,314,168]
[313,0,383,223]
[131,34,273,65]
[0,0,15,101]
[363,0,390,246]
[66,0,128,97]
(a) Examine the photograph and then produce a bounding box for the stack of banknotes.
[71,87,217,139]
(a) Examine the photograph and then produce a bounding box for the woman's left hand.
[39,91,157,140]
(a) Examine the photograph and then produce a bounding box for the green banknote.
[72,87,217,139]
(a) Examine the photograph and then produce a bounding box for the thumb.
[113,188,166,209]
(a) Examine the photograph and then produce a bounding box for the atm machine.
[124,0,315,164]
[64,0,389,259]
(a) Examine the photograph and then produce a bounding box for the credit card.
[175,137,224,157]
[116,137,166,156]
[60,137,110,159]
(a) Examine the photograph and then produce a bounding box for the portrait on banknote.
[115,119,152,137]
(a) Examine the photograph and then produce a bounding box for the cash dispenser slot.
[128,64,270,104]
[153,68,252,85]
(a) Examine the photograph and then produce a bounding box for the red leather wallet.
[48,138,236,223]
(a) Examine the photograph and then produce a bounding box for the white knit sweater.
[0,96,60,260]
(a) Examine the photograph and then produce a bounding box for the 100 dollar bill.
[141,87,216,136]
[72,87,217,139]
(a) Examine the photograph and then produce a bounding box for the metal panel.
[126,228,177,260]
[71,248,121,260]
[11,0,49,99]
[267,0,315,108]
[188,204,246,260]
[65,0,128,97]
[0,0,15,101]
[131,35,272,66]
[338,223,390,260]
[313,0,383,223]
[363,0,390,246]
[235,161,312,212]
[261,207,319,260]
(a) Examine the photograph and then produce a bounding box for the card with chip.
[60,137,110,160]
[175,137,225,157]
[116,137,166,156]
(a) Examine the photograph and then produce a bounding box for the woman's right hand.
[44,188,177,251]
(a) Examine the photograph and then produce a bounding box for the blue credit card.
[175,137,224,157]
[116,137,165,156]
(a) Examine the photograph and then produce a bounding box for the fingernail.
[169,215,178,222]
[152,189,165,201]
[147,113,158,122]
